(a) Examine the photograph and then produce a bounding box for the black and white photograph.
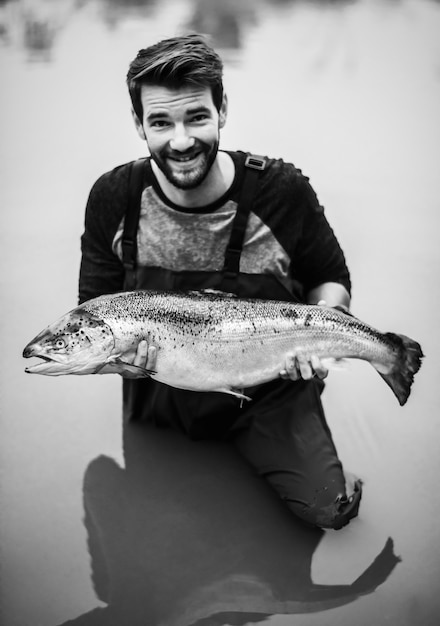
[1,0,439,624]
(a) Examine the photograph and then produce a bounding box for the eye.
[191,114,208,123]
[54,338,66,350]
[150,120,170,128]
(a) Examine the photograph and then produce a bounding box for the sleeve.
[293,177,351,296]
[78,171,127,304]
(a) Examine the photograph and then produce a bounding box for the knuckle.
[285,354,296,370]
[300,366,313,380]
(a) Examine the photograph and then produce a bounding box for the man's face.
[134,84,227,190]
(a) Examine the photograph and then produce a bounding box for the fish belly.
[138,320,371,393]
[153,337,285,392]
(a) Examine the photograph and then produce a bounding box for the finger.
[282,353,300,381]
[310,354,329,380]
[146,345,157,370]
[296,352,313,380]
[133,340,149,367]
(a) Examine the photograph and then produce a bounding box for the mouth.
[23,345,64,374]
[167,151,202,166]
[24,355,59,374]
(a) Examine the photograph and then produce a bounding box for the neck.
[151,151,235,209]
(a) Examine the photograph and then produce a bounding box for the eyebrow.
[146,105,212,123]
[186,105,212,116]
[145,111,168,123]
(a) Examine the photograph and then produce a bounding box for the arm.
[281,282,351,381]
[78,167,132,304]
[307,281,351,310]
[79,166,158,376]
[79,169,155,376]
[282,177,351,381]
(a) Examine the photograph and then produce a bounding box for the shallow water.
[1,0,440,624]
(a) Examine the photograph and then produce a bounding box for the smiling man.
[136,86,226,192]
[79,34,362,530]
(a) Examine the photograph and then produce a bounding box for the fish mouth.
[23,344,66,374]
[24,353,65,374]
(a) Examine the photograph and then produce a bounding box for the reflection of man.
[58,423,400,626]
[79,34,362,529]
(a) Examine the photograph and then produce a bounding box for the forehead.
[139,84,215,115]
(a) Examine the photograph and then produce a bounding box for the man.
[79,34,362,530]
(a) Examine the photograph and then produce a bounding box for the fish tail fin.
[374,333,423,406]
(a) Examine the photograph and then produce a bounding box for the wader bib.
[120,155,361,529]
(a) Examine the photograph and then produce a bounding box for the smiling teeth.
[172,154,199,162]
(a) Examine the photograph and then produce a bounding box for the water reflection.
[184,0,256,52]
[97,0,158,30]
[23,14,56,60]
[2,0,439,62]
[58,422,400,626]
[0,0,76,61]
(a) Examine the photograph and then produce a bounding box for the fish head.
[23,308,115,375]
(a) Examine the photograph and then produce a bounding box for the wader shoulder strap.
[221,154,266,293]
[121,155,266,293]
[121,158,147,290]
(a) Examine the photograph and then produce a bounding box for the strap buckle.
[244,155,266,171]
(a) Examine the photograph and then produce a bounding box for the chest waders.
[120,155,362,530]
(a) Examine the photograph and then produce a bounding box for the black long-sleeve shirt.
[79,150,350,304]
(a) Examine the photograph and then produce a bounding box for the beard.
[150,139,219,190]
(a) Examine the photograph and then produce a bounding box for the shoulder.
[85,158,150,220]
[263,156,321,208]
[230,151,324,221]
[89,160,137,200]
[83,162,136,244]
[232,151,321,204]
[231,150,308,180]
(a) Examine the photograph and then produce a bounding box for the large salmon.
[23,289,423,405]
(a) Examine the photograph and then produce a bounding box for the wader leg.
[232,379,362,530]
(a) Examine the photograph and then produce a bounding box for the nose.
[169,124,195,152]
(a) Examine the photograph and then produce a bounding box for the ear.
[219,93,228,129]
[131,108,146,141]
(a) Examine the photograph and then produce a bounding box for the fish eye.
[54,338,66,350]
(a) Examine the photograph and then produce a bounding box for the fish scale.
[23,289,423,405]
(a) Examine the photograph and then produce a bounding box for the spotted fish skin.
[23,290,423,405]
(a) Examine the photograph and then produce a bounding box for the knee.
[290,480,363,530]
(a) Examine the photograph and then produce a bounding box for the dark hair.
[126,34,224,121]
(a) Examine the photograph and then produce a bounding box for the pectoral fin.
[115,358,156,377]
[95,355,156,378]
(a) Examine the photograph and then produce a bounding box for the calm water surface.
[1,0,440,625]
